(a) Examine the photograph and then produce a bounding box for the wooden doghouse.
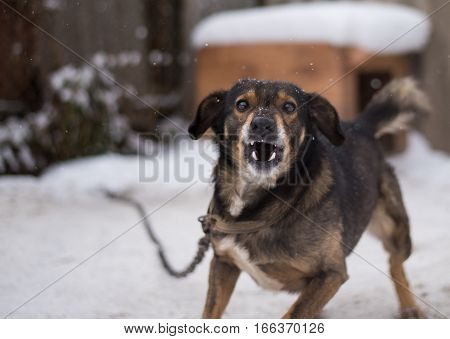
[192,2,430,152]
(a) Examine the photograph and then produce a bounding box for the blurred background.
[0,0,448,174]
[1,0,449,319]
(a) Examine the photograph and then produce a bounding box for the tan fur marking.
[272,114,292,177]
[389,256,425,318]
[275,90,297,107]
[233,90,257,117]
[236,112,255,167]
[299,127,306,144]
[367,202,396,245]
[276,90,298,123]
[301,159,333,210]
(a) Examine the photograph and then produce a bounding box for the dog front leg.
[282,269,348,319]
[202,255,241,319]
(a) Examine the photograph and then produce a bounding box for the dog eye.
[282,102,296,113]
[236,99,249,112]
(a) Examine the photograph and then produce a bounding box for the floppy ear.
[188,91,227,140]
[307,93,345,145]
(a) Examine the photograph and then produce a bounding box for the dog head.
[189,79,344,186]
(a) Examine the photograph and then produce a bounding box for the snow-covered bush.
[0,60,140,175]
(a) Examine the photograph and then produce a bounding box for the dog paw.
[400,307,426,319]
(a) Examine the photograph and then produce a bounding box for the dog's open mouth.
[245,140,283,170]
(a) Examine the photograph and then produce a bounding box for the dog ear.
[188,91,227,140]
[307,93,345,145]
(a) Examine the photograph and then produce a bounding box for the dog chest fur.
[214,237,284,290]
[227,179,261,217]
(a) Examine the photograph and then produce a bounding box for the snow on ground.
[192,2,430,54]
[0,132,449,318]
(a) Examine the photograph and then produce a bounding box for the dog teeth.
[251,151,258,161]
[269,151,276,161]
[250,141,255,146]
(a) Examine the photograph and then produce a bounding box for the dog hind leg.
[368,164,425,318]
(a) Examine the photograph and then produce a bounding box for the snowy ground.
[0,132,449,319]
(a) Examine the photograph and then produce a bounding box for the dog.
[188,78,429,319]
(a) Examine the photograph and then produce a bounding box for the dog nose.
[250,116,276,137]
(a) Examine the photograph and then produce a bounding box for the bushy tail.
[359,78,430,138]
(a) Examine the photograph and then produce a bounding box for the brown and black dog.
[188,78,429,319]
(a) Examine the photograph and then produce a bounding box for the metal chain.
[104,190,211,278]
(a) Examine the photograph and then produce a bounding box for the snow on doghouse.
[192,2,431,151]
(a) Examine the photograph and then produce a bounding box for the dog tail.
[358,77,430,138]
